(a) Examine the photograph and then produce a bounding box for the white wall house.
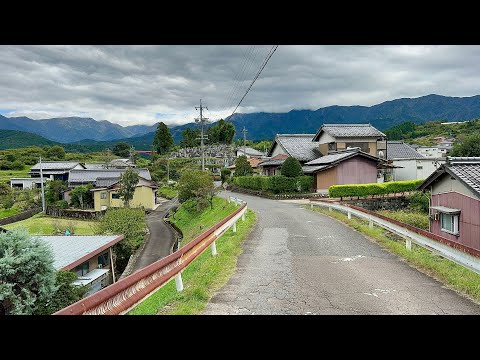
[387,141,445,181]
[416,146,448,158]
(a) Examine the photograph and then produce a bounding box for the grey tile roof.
[273,134,320,162]
[95,177,120,188]
[387,141,425,160]
[37,235,122,269]
[69,168,151,184]
[448,163,480,197]
[30,161,83,171]
[314,124,386,140]
[84,163,107,170]
[305,148,380,166]
[237,147,265,157]
[259,159,286,167]
[302,165,328,174]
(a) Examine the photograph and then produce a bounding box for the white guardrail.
[310,200,480,274]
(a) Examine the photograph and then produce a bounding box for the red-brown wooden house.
[418,157,480,251]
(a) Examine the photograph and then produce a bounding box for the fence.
[54,199,248,315]
[309,200,480,274]
[0,207,41,226]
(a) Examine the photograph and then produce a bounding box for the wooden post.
[109,247,116,283]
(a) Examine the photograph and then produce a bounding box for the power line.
[229,45,278,119]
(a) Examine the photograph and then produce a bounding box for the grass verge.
[0,208,19,219]
[376,209,429,230]
[157,186,178,200]
[4,214,97,235]
[306,205,480,304]
[128,198,256,315]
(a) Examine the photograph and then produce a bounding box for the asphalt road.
[131,198,178,272]
[203,191,480,315]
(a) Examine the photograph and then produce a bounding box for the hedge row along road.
[203,191,480,315]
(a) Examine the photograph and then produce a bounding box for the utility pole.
[39,156,46,213]
[242,127,248,157]
[195,99,209,171]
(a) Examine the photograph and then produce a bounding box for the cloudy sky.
[1,45,480,127]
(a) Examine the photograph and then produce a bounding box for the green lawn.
[4,214,97,235]
[157,186,178,200]
[307,206,480,304]
[0,208,19,219]
[170,197,239,245]
[0,168,30,183]
[129,197,256,315]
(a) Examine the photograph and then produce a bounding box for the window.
[328,142,337,151]
[112,193,120,199]
[441,213,459,235]
[345,142,369,153]
[100,192,107,199]
[417,166,423,170]
[75,262,89,277]
[98,252,109,268]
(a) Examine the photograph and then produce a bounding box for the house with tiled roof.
[29,161,86,181]
[303,148,383,192]
[312,124,387,158]
[418,157,480,251]
[387,141,445,181]
[236,146,265,158]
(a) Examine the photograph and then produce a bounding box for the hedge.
[233,175,313,194]
[329,179,424,199]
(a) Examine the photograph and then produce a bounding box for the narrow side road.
[131,198,178,272]
[203,191,480,315]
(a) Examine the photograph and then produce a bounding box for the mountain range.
[2,94,480,149]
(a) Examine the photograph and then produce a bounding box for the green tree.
[252,140,272,153]
[177,169,216,208]
[206,119,235,145]
[221,168,231,183]
[281,157,303,177]
[0,229,57,315]
[112,142,132,157]
[46,180,67,205]
[118,167,140,207]
[180,128,200,148]
[34,270,88,315]
[46,145,66,160]
[449,134,480,157]
[153,122,174,155]
[70,184,93,209]
[234,155,253,176]
[94,208,146,274]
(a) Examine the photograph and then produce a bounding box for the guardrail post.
[211,241,218,256]
[329,205,332,212]
[242,211,246,221]
[347,210,351,219]
[175,273,184,292]
[310,203,313,209]
[227,196,231,203]
[369,217,373,228]
[233,221,237,233]
[406,238,412,251]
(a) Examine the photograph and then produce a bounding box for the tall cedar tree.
[0,229,57,315]
[234,155,253,176]
[118,167,140,207]
[180,128,200,148]
[153,122,174,155]
[281,157,303,177]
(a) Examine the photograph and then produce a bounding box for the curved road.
[204,191,480,314]
[131,198,178,272]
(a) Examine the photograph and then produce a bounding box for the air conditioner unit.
[98,264,103,269]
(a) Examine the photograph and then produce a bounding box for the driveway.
[131,198,178,272]
[203,191,480,314]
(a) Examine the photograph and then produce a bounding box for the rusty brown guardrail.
[54,200,248,315]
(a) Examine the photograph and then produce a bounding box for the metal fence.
[310,200,480,274]
[54,199,248,315]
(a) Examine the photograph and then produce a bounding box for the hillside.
[0,129,58,149]
[0,115,157,143]
[4,94,480,147]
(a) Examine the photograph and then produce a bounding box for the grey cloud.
[1,45,480,126]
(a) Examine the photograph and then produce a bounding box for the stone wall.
[341,196,411,211]
[0,208,42,226]
[46,207,106,220]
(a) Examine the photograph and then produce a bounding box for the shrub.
[377,210,429,230]
[94,207,147,274]
[296,176,314,192]
[54,200,69,209]
[329,179,424,199]
[233,175,314,194]
[3,196,14,209]
[220,168,231,183]
[11,160,25,170]
[408,191,430,213]
[281,157,303,178]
